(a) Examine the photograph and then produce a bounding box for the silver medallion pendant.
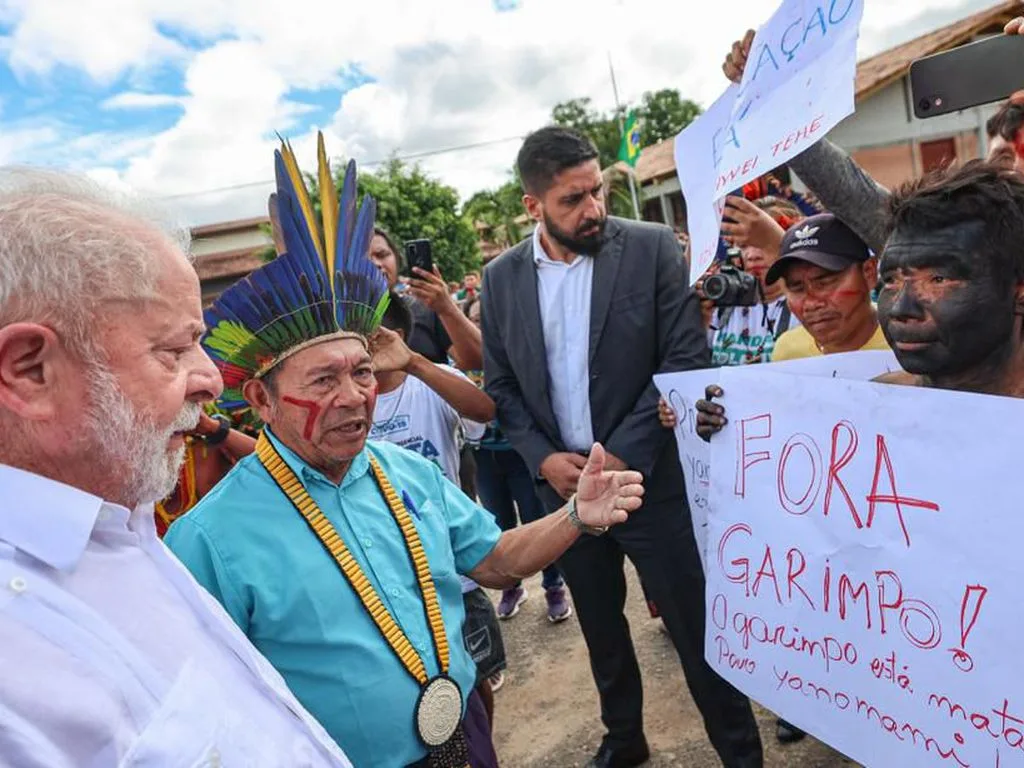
[415,675,463,748]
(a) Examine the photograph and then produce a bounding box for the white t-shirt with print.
[710,298,800,366]
[369,364,485,485]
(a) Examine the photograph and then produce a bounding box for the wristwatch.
[567,494,608,536]
[204,415,232,446]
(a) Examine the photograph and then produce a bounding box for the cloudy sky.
[0,0,1001,226]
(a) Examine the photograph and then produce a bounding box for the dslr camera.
[702,250,758,307]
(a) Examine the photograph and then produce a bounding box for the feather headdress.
[202,132,390,415]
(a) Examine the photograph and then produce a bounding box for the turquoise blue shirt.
[165,430,502,768]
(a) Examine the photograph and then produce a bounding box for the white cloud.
[0,0,996,225]
[101,92,183,110]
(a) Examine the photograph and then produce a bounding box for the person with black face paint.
[874,161,1024,393]
[482,126,763,768]
[694,161,1024,434]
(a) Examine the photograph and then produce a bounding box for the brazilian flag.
[618,111,642,167]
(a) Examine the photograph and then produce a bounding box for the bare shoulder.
[872,370,920,386]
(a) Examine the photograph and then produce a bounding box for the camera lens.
[918,98,931,112]
[702,274,726,301]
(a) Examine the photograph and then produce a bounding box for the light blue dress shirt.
[532,226,595,452]
[165,430,502,768]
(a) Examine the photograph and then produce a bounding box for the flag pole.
[608,52,641,220]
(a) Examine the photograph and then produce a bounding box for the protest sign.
[654,349,898,572]
[675,0,865,283]
[706,369,1024,767]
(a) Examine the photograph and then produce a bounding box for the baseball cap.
[765,213,871,284]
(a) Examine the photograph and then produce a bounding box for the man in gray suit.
[481,126,762,768]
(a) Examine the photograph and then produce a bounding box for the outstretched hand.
[575,443,645,529]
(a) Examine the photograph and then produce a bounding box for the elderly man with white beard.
[0,169,356,766]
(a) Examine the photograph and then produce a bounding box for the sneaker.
[497,586,527,619]
[545,585,573,623]
[488,671,505,693]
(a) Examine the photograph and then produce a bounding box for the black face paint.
[878,221,1016,378]
[543,210,607,255]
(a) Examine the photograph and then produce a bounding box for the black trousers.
[555,495,764,768]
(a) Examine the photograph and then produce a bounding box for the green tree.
[294,158,481,281]
[358,159,480,281]
[461,171,526,250]
[548,89,701,219]
[637,89,702,145]
[551,97,626,170]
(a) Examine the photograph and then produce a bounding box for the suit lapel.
[511,241,546,365]
[589,219,626,363]
[510,241,560,437]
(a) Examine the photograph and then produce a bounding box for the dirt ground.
[488,563,860,768]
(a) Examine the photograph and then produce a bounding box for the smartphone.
[910,35,1024,119]
[404,239,433,275]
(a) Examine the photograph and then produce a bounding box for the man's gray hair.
[0,166,192,361]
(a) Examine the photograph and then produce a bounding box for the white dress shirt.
[533,226,595,452]
[0,463,352,768]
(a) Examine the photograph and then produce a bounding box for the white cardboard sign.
[675,0,865,283]
[706,369,1024,767]
[655,349,898,572]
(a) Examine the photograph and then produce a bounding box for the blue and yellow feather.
[202,132,390,415]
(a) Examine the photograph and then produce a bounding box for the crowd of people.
[4,14,1024,768]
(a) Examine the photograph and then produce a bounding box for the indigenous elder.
[482,126,762,768]
[694,162,1024,437]
[0,168,353,765]
[166,136,645,768]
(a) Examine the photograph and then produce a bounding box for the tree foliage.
[297,158,481,281]
[551,97,626,170]
[547,88,702,219]
[550,88,703,165]
[461,171,526,251]
[359,159,480,281]
[638,89,703,145]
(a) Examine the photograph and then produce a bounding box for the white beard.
[82,363,202,507]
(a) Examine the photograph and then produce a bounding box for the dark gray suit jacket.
[481,216,710,512]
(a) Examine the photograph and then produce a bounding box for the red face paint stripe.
[282,396,322,440]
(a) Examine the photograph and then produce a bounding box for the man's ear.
[522,193,543,223]
[863,257,880,286]
[242,378,275,423]
[0,323,66,420]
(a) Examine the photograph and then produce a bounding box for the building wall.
[191,226,272,258]
[849,142,916,189]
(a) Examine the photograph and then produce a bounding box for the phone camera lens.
[919,98,931,112]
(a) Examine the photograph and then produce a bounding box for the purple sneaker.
[497,586,527,619]
[545,585,572,623]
